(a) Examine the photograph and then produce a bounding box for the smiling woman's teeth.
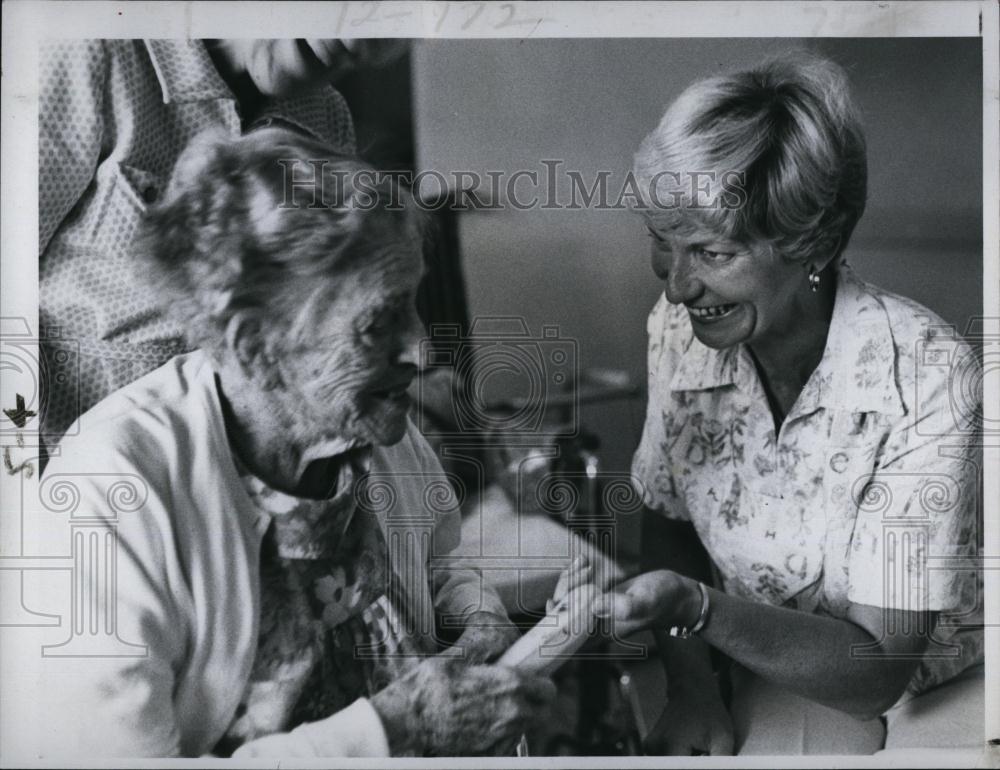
[689,304,736,318]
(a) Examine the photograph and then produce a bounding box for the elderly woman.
[19,127,553,758]
[594,53,983,755]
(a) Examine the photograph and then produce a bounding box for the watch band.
[668,580,710,639]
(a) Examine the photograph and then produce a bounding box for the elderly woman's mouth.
[687,303,738,320]
[370,384,412,403]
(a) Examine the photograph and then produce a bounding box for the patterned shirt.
[39,39,356,442]
[632,264,983,699]
[215,448,435,756]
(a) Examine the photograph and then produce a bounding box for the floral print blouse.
[214,448,435,755]
[632,265,983,699]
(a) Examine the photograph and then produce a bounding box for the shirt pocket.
[115,163,165,211]
[72,162,167,262]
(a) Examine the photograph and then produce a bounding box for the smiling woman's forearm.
[698,588,924,719]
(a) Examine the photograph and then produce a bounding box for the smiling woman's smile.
[688,303,739,320]
[646,225,821,355]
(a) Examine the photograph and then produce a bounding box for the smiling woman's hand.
[592,570,702,638]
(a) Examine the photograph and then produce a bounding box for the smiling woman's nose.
[657,251,703,305]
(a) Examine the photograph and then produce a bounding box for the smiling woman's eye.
[645,226,666,242]
[695,247,734,263]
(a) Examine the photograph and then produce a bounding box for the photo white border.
[1,2,996,767]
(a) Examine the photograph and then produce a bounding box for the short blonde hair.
[634,51,867,265]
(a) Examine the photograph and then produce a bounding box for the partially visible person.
[595,52,983,756]
[39,38,404,445]
[15,128,550,759]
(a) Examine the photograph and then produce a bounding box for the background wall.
[411,38,983,500]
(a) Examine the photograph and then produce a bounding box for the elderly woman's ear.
[223,312,284,391]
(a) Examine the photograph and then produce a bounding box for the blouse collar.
[669,264,906,417]
[144,40,235,104]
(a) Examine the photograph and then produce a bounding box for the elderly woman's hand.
[370,657,555,756]
[446,611,522,664]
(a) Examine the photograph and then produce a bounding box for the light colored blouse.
[11,351,501,758]
[632,265,983,699]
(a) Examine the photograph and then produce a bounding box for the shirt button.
[829,452,849,473]
[142,186,158,204]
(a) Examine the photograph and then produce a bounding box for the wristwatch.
[668,580,710,638]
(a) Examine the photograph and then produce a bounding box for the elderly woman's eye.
[362,317,390,338]
[360,307,403,341]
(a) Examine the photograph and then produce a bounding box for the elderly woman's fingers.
[370,656,560,756]
[445,665,555,755]
[510,670,558,705]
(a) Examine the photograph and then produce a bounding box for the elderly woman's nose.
[396,312,424,368]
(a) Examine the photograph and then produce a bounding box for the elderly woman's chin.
[356,390,413,446]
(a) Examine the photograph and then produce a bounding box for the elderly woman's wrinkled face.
[279,242,425,449]
[647,224,809,352]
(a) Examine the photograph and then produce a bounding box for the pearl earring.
[808,267,821,292]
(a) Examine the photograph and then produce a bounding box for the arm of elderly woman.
[430,552,519,662]
[369,657,555,756]
[448,610,522,663]
[236,657,555,758]
[407,423,521,662]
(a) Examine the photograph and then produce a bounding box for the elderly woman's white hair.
[134,127,423,364]
[634,51,867,266]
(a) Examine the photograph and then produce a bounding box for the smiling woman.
[598,51,985,756]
